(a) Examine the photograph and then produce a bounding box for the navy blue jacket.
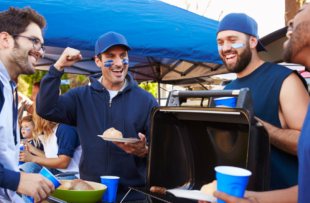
[0,81,20,192]
[36,65,158,201]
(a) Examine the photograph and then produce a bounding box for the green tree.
[138,82,157,98]
[20,70,71,96]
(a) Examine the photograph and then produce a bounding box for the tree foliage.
[20,70,71,96]
[138,82,157,98]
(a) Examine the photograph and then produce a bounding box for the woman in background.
[19,103,81,179]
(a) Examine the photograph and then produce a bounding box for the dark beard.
[11,40,36,75]
[283,21,310,63]
[221,42,252,73]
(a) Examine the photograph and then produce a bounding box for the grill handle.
[166,88,255,124]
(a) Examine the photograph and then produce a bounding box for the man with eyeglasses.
[0,6,54,203]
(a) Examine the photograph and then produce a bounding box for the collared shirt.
[0,60,22,202]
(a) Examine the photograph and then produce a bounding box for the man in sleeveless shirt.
[201,3,310,203]
[216,13,309,191]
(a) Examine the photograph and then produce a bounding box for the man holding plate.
[36,32,158,202]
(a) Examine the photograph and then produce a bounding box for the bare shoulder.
[280,72,309,130]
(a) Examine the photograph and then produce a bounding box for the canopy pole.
[157,81,161,106]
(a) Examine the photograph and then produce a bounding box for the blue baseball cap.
[217,13,267,52]
[95,32,131,56]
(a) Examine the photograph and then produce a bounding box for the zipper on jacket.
[109,99,112,107]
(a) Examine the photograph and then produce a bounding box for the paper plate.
[167,189,217,202]
[97,135,140,143]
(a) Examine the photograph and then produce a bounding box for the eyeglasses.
[11,34,45,57]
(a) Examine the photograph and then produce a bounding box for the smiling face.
[283,3,310,65]
[10,22,44,75]
[95,45,129,90]
[217,30,252,73]
[21,121,34,139]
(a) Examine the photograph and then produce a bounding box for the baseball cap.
[217,13,267,52]
[95,31,131,56]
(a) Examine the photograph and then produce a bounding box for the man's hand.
[54,47,82,71]
[17,172,55,203]
[198,191,258,203]
[255,117,276,134]
[19,148,34,162]
[113,133,148,157]
[255,116,298,155]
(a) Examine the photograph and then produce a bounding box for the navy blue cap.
[95,32,131,55]
[217,13,267,52]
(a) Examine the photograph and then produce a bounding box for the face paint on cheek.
[104,60,114,67]
[25,129,30,132]
[231,43,245,49]
[218,43,245,52]
[123,59,129,65]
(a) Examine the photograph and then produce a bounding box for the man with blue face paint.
[217,13,309,191]
[36,31,158,202]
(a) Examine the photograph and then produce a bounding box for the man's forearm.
[268,127,299,155]
[246,185,298,203]
[256,117,299,155]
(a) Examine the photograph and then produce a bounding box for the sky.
[161,0,286,38]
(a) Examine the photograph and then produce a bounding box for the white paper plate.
[97,135,140,143]
[167,189,217,202]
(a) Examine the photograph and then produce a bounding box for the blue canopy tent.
[0,0,227,86]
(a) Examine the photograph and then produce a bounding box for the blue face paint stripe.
[123,59,129,65]
[231,43,245,49]
[218,43,245,52]
[104,60,114,67]
[25,129,30,131]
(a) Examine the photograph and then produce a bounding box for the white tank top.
[39,126,82,174]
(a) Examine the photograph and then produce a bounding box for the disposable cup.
[27,167,62,202]
[101,176,120,202]
[215,166,252,203]
[19,144,24,165]
[39,167,62,188]
[214,97,236,108]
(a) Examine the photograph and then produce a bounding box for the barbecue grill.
[132,88,270,203]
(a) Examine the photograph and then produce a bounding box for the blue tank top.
[225,62,305,190]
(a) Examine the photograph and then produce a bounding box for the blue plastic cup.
[101,176,120,202]
[27,167,62,202]
[215,166,252,203]
[19,144,24,165]
[214,97,237,108]
[39,167,62,188]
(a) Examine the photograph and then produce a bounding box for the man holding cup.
[36,32,158,202]
[216,13,309,191]
[202,3,310,203]
[0,6,54,203]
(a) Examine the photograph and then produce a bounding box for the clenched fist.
[54,47,82,71]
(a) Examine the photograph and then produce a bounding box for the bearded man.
[0,6,54,203]
[216,13,309,191]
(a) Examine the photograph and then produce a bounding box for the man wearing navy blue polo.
[36,32,158,202]
[216,13,309,191]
